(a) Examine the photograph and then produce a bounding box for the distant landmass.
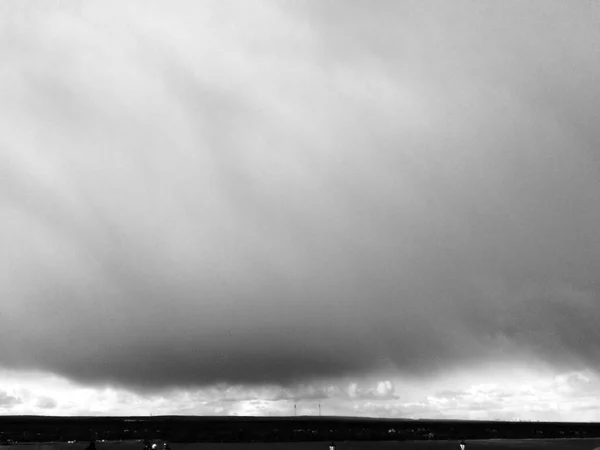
[0,416,598,443]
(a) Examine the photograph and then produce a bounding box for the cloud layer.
[2,367,600,421]
[1,0,600,396]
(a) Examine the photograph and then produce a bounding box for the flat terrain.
[5,440,600,450]
[1,417,598,443]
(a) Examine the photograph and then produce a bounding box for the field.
[6,439,600,450]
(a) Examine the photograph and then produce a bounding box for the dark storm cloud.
[1,0,600,391]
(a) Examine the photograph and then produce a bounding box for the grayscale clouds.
[1,0,599,393]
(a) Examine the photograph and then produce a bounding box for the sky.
[1,0,600,420]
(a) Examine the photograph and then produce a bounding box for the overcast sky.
[1,0,600,420]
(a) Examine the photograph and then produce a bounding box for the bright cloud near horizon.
[1,0,600,420]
